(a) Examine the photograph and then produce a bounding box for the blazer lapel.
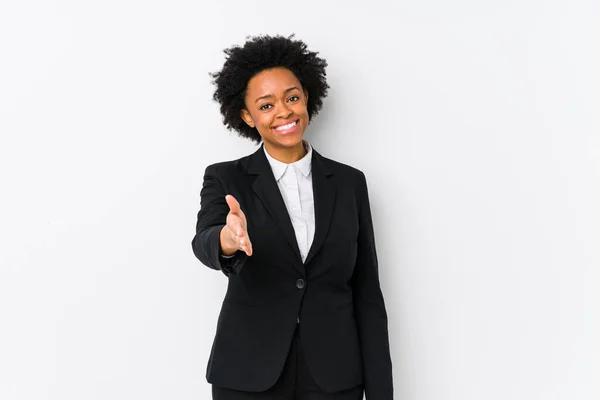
[248,145,304,270]
[304,149,335,266]
[247,144,336,271]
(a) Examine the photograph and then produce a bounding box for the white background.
[1,1,599,399]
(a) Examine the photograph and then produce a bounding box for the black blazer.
[191,144,393,400]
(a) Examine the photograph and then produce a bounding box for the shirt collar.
[263,140,313,181]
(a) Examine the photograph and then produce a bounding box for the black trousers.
[212,324,364,400]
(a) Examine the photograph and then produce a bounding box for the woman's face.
[241,67,309,157]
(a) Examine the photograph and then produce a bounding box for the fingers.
[238,234,253,256]
[227,224,253,256]
[226,211,252,256]
[234,224,252,256]
[225,195,251,255]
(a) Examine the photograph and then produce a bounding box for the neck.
[264,141,307,164]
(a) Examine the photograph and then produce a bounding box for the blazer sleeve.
[191,163,247,276]
[351,171,394,400]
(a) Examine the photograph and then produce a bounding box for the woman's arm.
[191,163,248,276]
[351,171,394,400]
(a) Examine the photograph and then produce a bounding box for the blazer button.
[296,279,305,289]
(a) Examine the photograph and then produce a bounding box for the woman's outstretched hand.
[219,194,253,256]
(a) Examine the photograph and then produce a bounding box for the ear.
[304,89,309,103]
[240,108,255,128]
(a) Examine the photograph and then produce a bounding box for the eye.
[259,103,273,111]
[288,95,300,102]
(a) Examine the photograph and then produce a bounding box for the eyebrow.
[254,86,301,104]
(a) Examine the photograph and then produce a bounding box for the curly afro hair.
[210,34,330,143]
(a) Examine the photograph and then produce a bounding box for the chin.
[277,134,304,147]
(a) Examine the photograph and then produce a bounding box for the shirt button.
[296,279,305,289]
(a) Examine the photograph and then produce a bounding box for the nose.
[276,101,293,119]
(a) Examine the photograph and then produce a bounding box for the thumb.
[225,194,241,215]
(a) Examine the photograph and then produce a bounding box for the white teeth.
[275,121,296,131]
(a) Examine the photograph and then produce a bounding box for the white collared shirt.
[263,141,315,263]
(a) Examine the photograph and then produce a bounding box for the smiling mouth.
[273,119,299,132]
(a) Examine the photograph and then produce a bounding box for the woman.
[192,34,393,400]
